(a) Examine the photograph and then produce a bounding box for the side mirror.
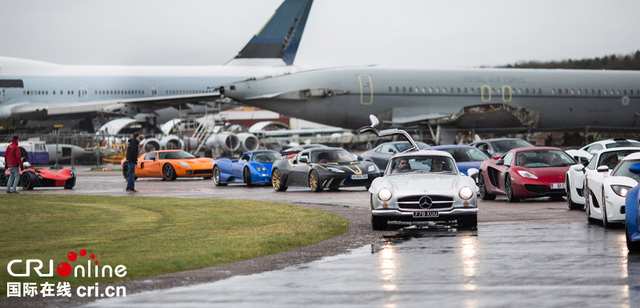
[140,163,144,169]
[357,156,363,161]
[467,168,479,178]
[496,159,504,166]
[151,157,156,161]
[299,157,308,163]
[570,164,585,172]
[597,165,609,173]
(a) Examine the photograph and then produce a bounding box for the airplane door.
[79,84,89,102]
[359,74,373,105]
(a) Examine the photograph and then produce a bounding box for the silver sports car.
[359,115,478,230]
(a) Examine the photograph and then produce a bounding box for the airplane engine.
[205,132,240,154]
[140,138,161,153]
[237,133,260,152]
[160,135,184,150]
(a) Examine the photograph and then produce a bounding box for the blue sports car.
[431,145,489,178]
[625,163,640,252]
[213,150,280,186]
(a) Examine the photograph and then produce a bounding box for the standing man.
[5,135,22,194]
[125,132,141,193]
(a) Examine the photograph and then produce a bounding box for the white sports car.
[585,152,640,228]
[566,147,640,209]
[359,115,478,230]
[565,138,640,163]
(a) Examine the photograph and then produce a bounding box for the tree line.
[498,50,640,70]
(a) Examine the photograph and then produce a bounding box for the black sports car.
[271,147,380,192]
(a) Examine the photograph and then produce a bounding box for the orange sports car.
[120,150,215,181]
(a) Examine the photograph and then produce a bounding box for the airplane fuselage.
[224,66,640,130]
[0,57,299,118]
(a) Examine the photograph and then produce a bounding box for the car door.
[140,152,161,177]
[232,153,250,179]
[289,151,311,185]
[493,151,514,194]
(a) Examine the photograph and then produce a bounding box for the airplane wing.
[10,92,223,119]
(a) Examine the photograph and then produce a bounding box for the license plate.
[550,183,565,189]
[351,174,368,180]
[413,211,439,218]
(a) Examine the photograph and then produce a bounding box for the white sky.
[1,0,639,69]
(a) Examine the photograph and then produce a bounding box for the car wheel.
[566,180,583,210]
[271,168,287,191]
[586,192,598,224]
[627,224,640,253]
[371,215,388,230]
[213,166,227,186]
[309,170,323,192]
[243,167,253,187]
[478,171,496,200]
[162,164,177,181]
[602,188,610,229]
[458,215,478,230]
[20,173,34,190]
[505,175,519,202]
[122,164,129,180]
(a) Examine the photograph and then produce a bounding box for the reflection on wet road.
[88,221,640,307]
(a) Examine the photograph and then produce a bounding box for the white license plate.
[551,183,566,189]
[413,211,439,218]
[351,174,368,180]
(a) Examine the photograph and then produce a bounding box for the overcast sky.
[1,0,639,69]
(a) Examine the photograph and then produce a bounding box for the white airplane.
[221,66,640,132]
[0,0,313,126]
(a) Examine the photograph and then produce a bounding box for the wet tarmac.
[14,169,640,307]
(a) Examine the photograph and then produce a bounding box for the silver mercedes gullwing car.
[358,115,479,230]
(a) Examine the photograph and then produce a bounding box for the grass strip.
[0,194,349,297]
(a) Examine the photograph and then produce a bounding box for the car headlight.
[459,186,474,199]
[327,167,345,173]
[517,170,538,179]
[255,166,266,172]
[378,188,392,201]
[612,185,633,197]
[368,165,378,172]
[179,162,191,168]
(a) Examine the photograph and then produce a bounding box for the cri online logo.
[8,249,127,278]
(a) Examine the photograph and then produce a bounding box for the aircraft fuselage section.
[225,67,640,130]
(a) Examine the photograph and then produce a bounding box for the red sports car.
[1,164,76,190]
[477,147,576,202]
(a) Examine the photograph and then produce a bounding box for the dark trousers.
[126,162,136,191]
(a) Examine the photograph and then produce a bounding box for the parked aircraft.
[221,66,640,132]
[0,0,313,125]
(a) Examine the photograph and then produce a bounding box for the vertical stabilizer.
[229,0,313,66]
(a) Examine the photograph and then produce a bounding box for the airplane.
[220,66,640,133]
[0,0,313,130]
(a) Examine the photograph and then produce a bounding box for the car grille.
[397,195,453,210]
[524,184,564,196]
[193,169,213,175]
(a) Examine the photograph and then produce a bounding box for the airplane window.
[442,88,447,93]
[558,89,562,94]
[577,90,581,95]
[517,88,522,94]
[388,86,392,92]
[450,87,454,93]
[402,87,406,93]
[571,89,575,95]
[603,90,607,95]
[429,87,433,93]
[395,86,399,92]
[409,87,413,93]
[565,89,569,94]
[464,87,468,93]
[436,88,440,93]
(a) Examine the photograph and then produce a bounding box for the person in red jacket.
[5,135,22,193]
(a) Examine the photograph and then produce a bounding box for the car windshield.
[605,140,640,148]
[395,142,430,152]
[311,149,356,163]
[515,150,575,168]
[388,156,456,174]
[252,151,280,163]
[159,151,196,160]
[492,139,532,153]
[441,148,489,162]
[597,150,640,169]
[612,160,640,180]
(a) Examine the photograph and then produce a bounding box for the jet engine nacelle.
[205,132,240,154]
[236,133,260,152]
[140,138,161,153]
[160,135,184,150]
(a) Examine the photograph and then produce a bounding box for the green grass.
[0,195,349,297]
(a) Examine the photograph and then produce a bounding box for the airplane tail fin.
[227,0,313,66]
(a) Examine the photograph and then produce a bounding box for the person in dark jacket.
[5,135,22,193]
[125,132,142,193]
